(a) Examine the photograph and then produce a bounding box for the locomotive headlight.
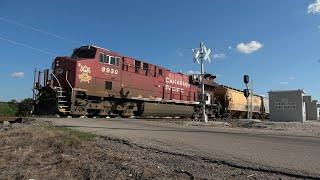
[56,60,60,67]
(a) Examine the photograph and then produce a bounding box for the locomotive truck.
[33,45,269,119]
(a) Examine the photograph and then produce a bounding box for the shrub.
[0,102,17,116]
[16,98,33,116]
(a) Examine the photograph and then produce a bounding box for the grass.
[0,121,96,153]
[32,123,96,148]
[58,127,96,146]
[61,127,96,141]
[0,121,100,179]
[1,121,185,180]
[0,103,17,116]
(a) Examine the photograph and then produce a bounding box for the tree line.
[0,98,33,117]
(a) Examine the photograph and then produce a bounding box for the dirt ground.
[0,119,309,179]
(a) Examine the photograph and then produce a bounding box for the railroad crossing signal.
[192,42,212,64]
[192,42,212,123]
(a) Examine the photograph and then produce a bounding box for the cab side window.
[159,69,163,76]
[116,57,120,66]
[99,53,105,63]
[100,52,120,67]
[104,55,110,64]
[99,53,109,63]
[135,60,141,73]
[110,56,116,65]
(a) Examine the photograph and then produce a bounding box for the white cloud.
[289,76,295,80]
[308,0,320,15]
[186,70,200,75]
[236,41,263,54]
[213,53,227,59]
[11,72,24,78]
[280,81,289,85]
[228,46,232,50]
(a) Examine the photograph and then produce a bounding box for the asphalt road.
[43,118,320,178]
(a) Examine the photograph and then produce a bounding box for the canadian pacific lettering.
[165,77,190,93]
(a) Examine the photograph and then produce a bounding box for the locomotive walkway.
[41,117,320,178]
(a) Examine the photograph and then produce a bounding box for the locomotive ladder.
[55,87,71,114]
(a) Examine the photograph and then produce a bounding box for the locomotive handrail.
[51,72,62,89]
[65,71,73,90]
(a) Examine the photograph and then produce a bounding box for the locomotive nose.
[53,57,76,74]
[52,57,77,87]
[53,57,74,68]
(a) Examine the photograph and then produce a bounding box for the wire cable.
[0,36,57,56]
[0,17,84,45]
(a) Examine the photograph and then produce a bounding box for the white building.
[269,90,319,122]
[269,90,306,122]
[317,104,320,121]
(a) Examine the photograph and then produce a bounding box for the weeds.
[60,127,96,141]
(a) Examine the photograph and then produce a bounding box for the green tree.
[7,99,18,108]
[0,102,17,116]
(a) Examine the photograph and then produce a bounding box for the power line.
[0,36,57,56]
[0,17,84,45]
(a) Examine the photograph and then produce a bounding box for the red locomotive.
[34,45,220,118]
[33,45,268,119]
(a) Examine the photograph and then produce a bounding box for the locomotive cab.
[34,45,124,117]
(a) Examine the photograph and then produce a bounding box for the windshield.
[71,46,97,59]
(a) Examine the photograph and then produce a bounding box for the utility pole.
[32,68,37,115]
[192,42,212,122]
[243,75,250,119]
[33,68,36,101]
[250,80,254,119]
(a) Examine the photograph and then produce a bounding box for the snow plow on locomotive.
[33,45,268,119]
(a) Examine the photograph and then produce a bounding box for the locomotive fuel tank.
[141,102,194,118]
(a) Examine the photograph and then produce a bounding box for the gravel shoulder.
[0,119,309,179]
[146,119,320,137]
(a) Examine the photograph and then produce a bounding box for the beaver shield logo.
[78,63,92,83]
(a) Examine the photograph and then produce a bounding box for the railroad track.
[0,117,23,123]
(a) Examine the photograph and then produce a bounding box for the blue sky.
[0,0,319,101]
